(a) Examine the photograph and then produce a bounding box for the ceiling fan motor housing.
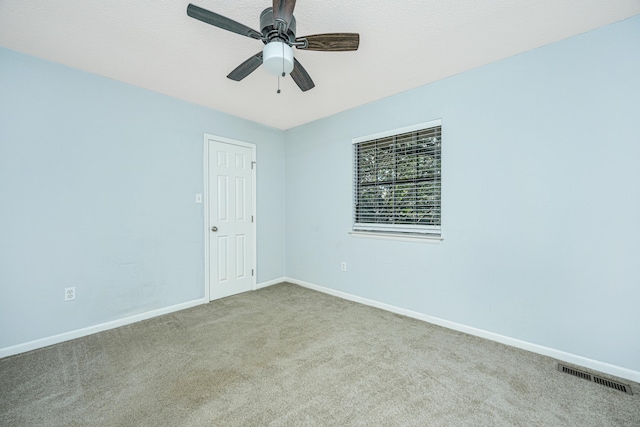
[260,7,296,43]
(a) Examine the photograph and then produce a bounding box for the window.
[353,120,442,238]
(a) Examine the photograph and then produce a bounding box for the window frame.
[351,119,443,242]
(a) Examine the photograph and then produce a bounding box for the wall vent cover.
[558,364,633,395]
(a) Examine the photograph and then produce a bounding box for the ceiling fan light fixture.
[262,41,294,76]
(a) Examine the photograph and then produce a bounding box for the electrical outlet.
[341,262,347,272]
[65,287,75,301]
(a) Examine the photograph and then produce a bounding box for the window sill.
[349,231,443,244]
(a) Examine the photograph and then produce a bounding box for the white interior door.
[207,138,255,301]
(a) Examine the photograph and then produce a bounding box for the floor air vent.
[558,364,633,395]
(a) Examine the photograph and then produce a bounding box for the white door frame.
[203,134,257,302]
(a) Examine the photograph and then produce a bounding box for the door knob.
[211,226,218,232]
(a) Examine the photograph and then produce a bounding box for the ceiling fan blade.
[273,0,297,32]
[290,58,315,92]
[187,4,262,40]
[296,33,360,51]
[227,52,263,81]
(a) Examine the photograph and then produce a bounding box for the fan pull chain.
[282,42,286,77]
[277,41,285,94]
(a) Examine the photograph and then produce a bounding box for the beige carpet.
[1,283,638,426]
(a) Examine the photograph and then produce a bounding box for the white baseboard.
[5,278,639,384]
[285,277,640,384]
[256,276,286,290]
[0,298,206,359]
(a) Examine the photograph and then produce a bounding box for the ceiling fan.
[186,1,360,92]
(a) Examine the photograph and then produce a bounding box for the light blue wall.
[285,16,640,372]
[0,48,286,349]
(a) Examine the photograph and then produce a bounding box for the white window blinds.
[353,121,442,236]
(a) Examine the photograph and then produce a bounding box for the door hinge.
[251,269,254,276]
[251,215,254,223]
[251,161,256,170]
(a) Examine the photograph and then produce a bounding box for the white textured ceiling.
[1,1,639,129]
